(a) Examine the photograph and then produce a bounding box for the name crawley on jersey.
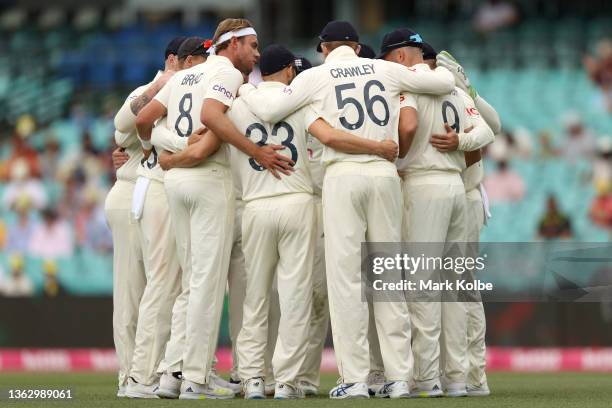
[329,63,375,78]
[372,279,494,292]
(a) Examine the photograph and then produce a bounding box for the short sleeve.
[400,93,418,110]
[204,67,243,107]
[302,105,321,132]
[154,79,172,108]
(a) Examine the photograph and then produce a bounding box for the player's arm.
[389,63,455,95]
[114,129,133,148]
[114,71,174,133]
[135,100,167,146]
[473,95,501,134]
[239,71,317,123]
[151,124,191,153]
[308,119,398,162]
[201,99,287,168]
[398,107,418,158]
[158,130,221,170]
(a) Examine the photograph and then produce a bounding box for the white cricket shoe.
[116,385,126,398]
[367,371,385,396]
[298,380,318,396]
[244,377,265,400]
[125,377,160,399]
[467,382,490,396]
[410,381,444,398]
[274,382,305,399]
[209,371,241,395]
[374,381,411,398]
[156,372,181,399]
[445,381,468,397]
[329,382,369,399]
[179,379,235,400]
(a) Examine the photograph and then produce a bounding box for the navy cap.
[421,42,437,60]
[165,36,187,58]
[376,28,423,59]
[358,43,376,59]
[316,20,359,52]
[294,56,313,74]
[259,44,296,76]
[177,36,210,59]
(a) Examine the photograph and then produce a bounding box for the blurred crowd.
[0,114,115,296]
[481,109,612,240]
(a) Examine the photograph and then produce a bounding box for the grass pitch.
[1,372,611,407]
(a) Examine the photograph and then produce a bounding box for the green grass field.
[1,372,611,407]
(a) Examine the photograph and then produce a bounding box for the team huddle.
[104,17,501,400]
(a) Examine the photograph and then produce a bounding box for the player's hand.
[188,127,208,145]
[436,51,478,99]
[431,124,460,152]
[112,147,129,170]
[158,150,173,170]
[254,145,295,179]
[376,139,399,162]
[238,83,256,97]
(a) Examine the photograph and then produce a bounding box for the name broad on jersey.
[181,73,203,86]
[330,63,375,79]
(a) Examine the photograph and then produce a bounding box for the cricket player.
[293,56,328,397]
[381,31,494,397]
[135,36,240,399]
[229,44,401,399]
[239,20,456,399]
[108,36,183,399]
[435,49,502,397]
[137,18,294,399]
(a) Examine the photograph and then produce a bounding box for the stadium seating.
[1,16,611,294]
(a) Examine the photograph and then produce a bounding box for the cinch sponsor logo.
[466,107,480,116]
[213,84,234,99]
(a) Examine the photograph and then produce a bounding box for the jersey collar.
[206,54,234,67]
[324,45,359,64]
[256,81,286,89]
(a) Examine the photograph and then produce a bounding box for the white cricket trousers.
[237,192,315,385]
[324,161,412,383]
[297,195,329,387]
[130,179,181,385]
[227,199,279,382]
[105,180,146,388]
[401,170,468,388]
[171,166,235,385]
[465,187,487,388]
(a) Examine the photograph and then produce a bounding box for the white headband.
[208,27,257,55]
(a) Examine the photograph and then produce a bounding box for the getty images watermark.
[361,242,612,302]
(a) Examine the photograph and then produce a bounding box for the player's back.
[228,82,315,202]
[163,62,230,172]
[302,47,411,166]
[397,69,470,174]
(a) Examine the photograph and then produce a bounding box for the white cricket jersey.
[155,55,244,177]
[115,132,142,183]
[396,67,482,174]
[240,46,455,167]
[136,117,170,183]
[113,75,163,183]
[227,81,317,203]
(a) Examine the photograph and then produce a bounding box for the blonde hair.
[212,18,254,53]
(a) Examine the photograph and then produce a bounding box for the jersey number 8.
[175,93,193,137]
[245,121,297,171]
